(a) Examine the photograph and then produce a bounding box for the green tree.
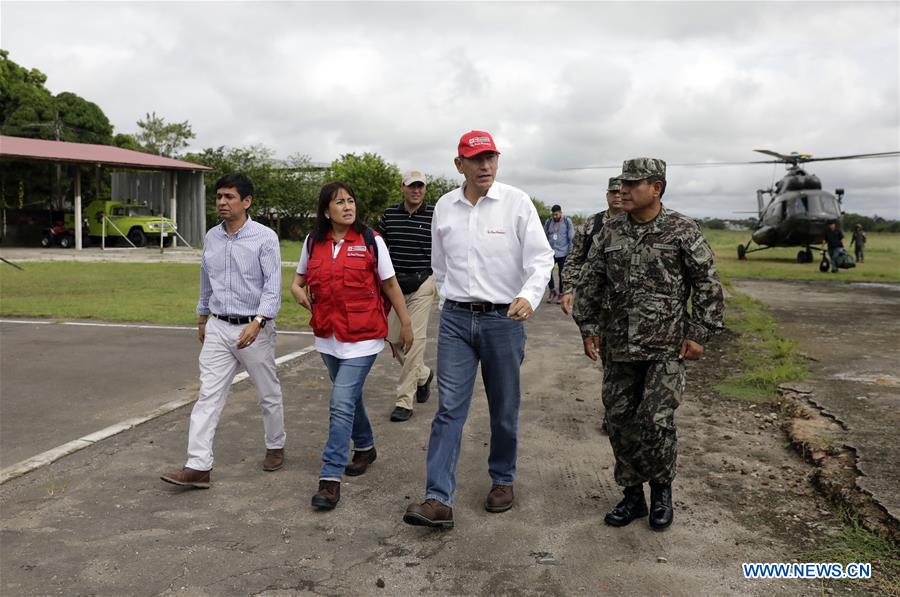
[182,145,324,235]
[532,197,552,222]
[425,175,459,204]
[327,153,401,224]
[0,51,115,210]
[136,111,195,157]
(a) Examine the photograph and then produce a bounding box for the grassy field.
[2,232,896,327]
[0,262,311,329]
[715,288,809,402]
[704,229,900,283]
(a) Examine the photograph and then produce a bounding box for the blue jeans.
[830,248,842,272]
[425,302,526,506]
[319,353,377,481]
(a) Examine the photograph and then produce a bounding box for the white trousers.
[186,316,285,470]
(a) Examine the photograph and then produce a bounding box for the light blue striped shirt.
[197,216,282,319]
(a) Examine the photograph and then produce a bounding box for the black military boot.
[649,482,673,531]
[604,484,648,527]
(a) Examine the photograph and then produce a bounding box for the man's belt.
[212,314,254,325]
[446,300,510,313]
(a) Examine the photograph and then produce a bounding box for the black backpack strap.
[582,212,606,261]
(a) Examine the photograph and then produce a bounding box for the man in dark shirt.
[824,221,845,273]
[377,170,436,422]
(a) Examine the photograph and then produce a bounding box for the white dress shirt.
[431,181,554,311]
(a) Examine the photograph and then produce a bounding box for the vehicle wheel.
[737,244,747,260]
[40,234,52,248]
[162,236,173,248]
[59,235,74,249]
[804,249,813,263]
[128,228,147,247]
[796,250,806,263]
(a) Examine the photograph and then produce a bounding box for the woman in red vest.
[291,182,413,510]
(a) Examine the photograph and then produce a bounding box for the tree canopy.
[327,152,401,225]
[135,111,195,157]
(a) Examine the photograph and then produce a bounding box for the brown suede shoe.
[485,484,514,513]
[160,467,211,489]
[345,447,377,476]
[262,448,285,471]
[403,499,454,529]
[311,480,340,510]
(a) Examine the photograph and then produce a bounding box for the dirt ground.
[0,299,875,596]
[734,279,900,539]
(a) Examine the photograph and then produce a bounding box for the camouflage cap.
[607,177,622,191]
[619,157,666,181]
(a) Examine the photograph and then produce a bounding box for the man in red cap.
[403,130,554,528]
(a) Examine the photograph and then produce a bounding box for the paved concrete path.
[0,319,313,470]
[1,302,839,596]
[734,280,900,527]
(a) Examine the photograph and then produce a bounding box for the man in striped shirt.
[161,173,285,489]
[377,170,436,422]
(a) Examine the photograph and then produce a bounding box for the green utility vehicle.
[66,199,177,247]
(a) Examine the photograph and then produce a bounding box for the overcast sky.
[3,1,899,218]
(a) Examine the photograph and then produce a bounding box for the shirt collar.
[399,201,429,215]
[219,215,253,237]
[453,181,501,205]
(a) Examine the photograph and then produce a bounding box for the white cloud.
[2,0,898,217]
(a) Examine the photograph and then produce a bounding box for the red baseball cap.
[457,130,500,158]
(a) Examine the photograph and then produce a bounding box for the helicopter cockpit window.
[806,195,840,217]
[786,196,807,217]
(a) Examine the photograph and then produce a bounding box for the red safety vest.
[306,228,388,342]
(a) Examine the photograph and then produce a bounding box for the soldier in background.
[849,224,867,263]
[574,158,724,531]
[559,177,623,316]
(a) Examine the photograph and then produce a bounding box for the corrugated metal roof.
[0,135,211,171]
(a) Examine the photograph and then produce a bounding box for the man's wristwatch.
[254,315,268,328]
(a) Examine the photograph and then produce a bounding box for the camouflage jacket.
[560,210,608,292]
[573,207,724,361]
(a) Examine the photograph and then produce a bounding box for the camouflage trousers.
[602,359,686,487]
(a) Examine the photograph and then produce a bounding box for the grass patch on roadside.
[704,229,900,283]
[806,516,900,595]
[715,289,809,402]
[0,262,311,329]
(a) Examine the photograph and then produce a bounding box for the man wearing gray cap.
[559,176,623,316]
[574,158,724,531]
[377,171,436,423]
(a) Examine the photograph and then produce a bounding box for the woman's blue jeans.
[319,353,377,481]
[425,302,526,506]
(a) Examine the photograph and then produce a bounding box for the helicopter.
[736,149,899,263]
[565,149,899,264]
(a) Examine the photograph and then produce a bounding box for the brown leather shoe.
[403,499,454,529]
[262,448,285,471]
[311,480,340,510]
[160,467,211,489]
[485,484,514,513]
[345,447,377,476]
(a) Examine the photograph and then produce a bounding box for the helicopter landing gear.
[797,247,812,263]
[796,248,814,263]
[737,244,747,260]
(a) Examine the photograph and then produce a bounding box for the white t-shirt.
[297,234,395,359]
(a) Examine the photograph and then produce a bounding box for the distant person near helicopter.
[850,224,867,263]
[823,221,846,273]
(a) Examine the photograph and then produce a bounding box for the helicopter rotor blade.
[753,149,793,160]
[561,150,898,171]
[799,151,900,163]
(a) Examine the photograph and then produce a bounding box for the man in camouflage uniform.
[559,176,623,316]
[574,158,724,531]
